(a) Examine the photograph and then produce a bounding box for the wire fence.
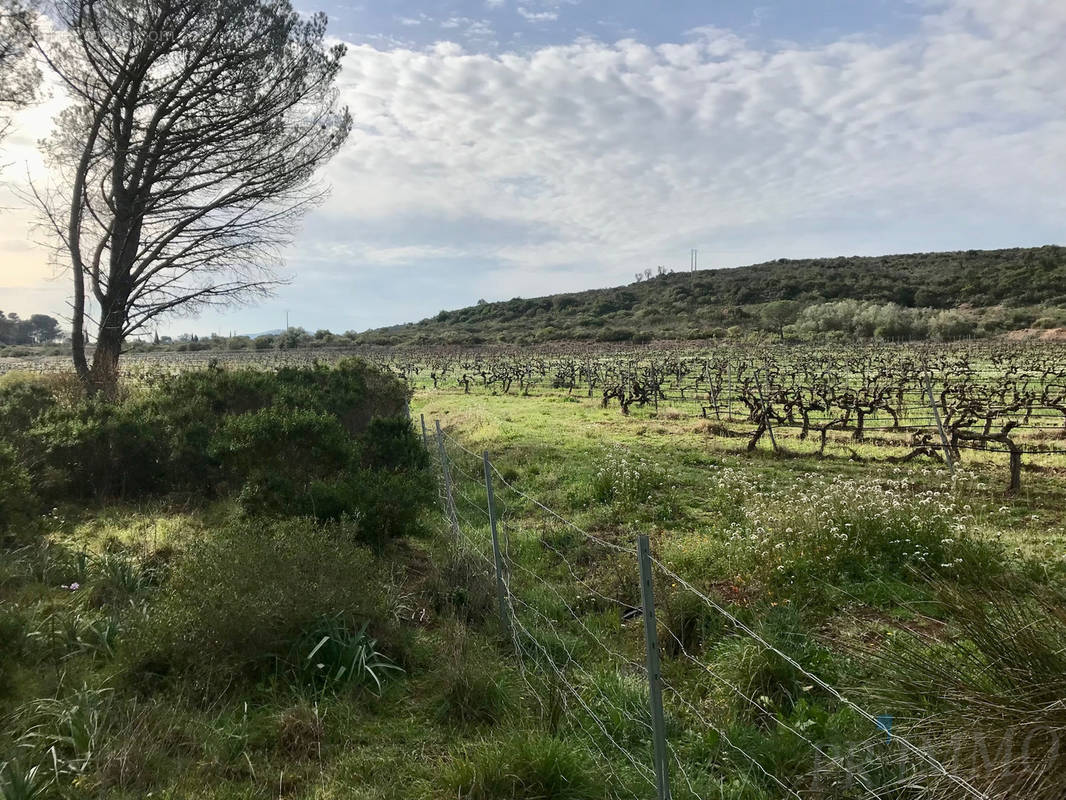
[417,414,995,800]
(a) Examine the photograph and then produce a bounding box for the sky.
[1,0,1064,337]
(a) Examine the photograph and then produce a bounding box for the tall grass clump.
[432,626,516,727]
[444,732,603,800]
[858,575,1066,800]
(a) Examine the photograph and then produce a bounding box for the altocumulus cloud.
[2,0,1064,330]
[313,0,1065,298]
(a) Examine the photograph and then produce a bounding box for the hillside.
[352,246,1066,346]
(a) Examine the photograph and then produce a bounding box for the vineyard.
[7,340,1065,493]
[405,339,1066,798]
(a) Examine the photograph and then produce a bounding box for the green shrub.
[272,358,409,435]
[0,444,36,538]
[28,400,166,500]
[9,361,411,505]
[211,406,356,488]
[445,732,602,800]
[127,518,393,684]
[0,378,57,443]
[360,417,428,472]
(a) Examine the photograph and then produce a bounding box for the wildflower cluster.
[667,467,999,592]
[589,444,666,508]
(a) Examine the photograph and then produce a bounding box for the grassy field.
[411,385,1066,797]
[3,363,1066,799]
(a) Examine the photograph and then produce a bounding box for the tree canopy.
[33,0,350,391]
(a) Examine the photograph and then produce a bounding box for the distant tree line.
[0,311,63,345]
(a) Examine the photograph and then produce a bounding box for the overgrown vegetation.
[3,349,1065,798]
[350,245,1066,345]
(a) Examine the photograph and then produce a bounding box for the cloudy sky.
[1,0,1064,336]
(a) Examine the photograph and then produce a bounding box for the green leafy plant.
[293,616,402,694]
[18,686,112,778]
[0,759,50,800]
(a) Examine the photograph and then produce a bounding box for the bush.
[360,417,428,472]
[127,518,394,684]
[0,377,57,443]
[211,406,356,487]
[445,732,602,800]
[27,399,167,500]
[239,466,434,549]
[4,361,414,508]
[0,444,36,538]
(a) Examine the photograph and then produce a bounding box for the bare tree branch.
[32,0,351,392]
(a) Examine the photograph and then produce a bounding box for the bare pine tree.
[32,0,351,391]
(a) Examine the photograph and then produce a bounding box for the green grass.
[2,378,1065,798]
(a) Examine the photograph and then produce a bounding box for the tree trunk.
[88,298,125,395]
[70,264,91,382]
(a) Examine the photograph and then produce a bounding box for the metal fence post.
[483,452,512,639]
[435,420,459,538]
[637,534,672,800]
[924,373,955,474]
[420,413,428,449]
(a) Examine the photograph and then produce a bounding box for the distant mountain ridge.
[351,246,1066,346]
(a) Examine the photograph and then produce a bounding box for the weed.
[445,732,603,800]
[18,686,112,778]
[293,616,403,695]
[433,628,515,727]
[0,759,50,800]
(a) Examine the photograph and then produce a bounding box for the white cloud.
[3,0,1065,327]
[326,0,1065,282]
[517,7,559,23]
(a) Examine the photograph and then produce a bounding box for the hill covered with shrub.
[353,245,1066,346]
